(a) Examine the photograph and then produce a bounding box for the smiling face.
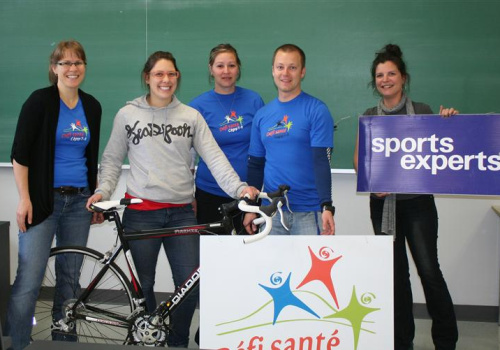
[51,50,86,91]
[272,50,306,102]
[375,60,406,107]
[145,59,178,107]
[210,52,240,94]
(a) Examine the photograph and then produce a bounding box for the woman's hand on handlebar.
[86,193,105,224]
[238,186,260,200]
[86,193,103,211]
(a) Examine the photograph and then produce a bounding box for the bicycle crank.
[130,313,167,346]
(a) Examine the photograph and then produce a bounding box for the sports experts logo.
[372,134,500,175]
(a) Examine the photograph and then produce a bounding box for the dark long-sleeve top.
[11,85,102,227]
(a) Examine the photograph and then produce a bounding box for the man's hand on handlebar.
[243,213,258,235]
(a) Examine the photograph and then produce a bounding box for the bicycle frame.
[67,199,240,335]
[50,188,288,345]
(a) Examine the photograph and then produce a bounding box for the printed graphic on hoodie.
[266,115,293,138]
[125,120,194,145]
[219,110,244,133]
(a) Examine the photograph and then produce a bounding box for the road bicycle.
[30,186,289,346]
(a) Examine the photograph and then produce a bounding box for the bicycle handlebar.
[262,184,290,201]
[239,196,285,244]
[90,184,291,244]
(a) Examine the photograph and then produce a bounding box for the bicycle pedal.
[51,319,71,332]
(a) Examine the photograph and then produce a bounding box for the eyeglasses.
[56,61,86,67]
[150,71,179,79]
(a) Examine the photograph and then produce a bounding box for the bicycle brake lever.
[277,203,290,231]
[284,193,293,214]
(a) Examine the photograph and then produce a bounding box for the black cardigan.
[11,85,102,227]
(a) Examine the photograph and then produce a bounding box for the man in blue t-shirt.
[244,44,335,235]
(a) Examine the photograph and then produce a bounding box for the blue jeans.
[6,189,92,350]
[370,195,458,350]
[270,211,321,235]
[122,205,199,348]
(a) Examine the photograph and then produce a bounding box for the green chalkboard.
[1,0,499,169]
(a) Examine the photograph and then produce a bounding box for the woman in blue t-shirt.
[7,40,101,350]
[189,44,264,234]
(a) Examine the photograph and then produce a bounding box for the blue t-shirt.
[249,91,334,211]
[54,99,90,187]
[189,86,264,197]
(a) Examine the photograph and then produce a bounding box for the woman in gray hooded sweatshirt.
[86,51,258,348]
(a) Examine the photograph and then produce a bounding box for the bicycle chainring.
[129,313,168,346]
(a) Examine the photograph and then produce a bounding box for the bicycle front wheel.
[32,246,137,344]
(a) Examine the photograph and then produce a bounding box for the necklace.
[214,88,238,119]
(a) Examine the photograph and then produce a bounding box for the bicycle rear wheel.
[32,246,137,344]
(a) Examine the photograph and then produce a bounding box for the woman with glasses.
[189,44,264,234]
[86,51,258,347]
[7,40,102,350]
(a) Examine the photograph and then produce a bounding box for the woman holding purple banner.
[354,44,459,350]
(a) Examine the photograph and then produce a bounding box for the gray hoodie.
[97,95,247,203]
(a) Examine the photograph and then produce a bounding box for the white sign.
[200,236,393,350]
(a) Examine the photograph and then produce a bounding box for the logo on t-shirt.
[61,119,88,142]
[219,110,243,133]
[266,115,293,138]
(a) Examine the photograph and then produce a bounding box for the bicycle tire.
[32,246,137,344]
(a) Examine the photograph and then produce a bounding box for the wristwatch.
[321,202,335,216]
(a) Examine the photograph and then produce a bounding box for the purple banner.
[357,114,500,195]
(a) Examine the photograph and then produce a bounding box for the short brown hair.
[272,44,306,68]
[48,40,87,85]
